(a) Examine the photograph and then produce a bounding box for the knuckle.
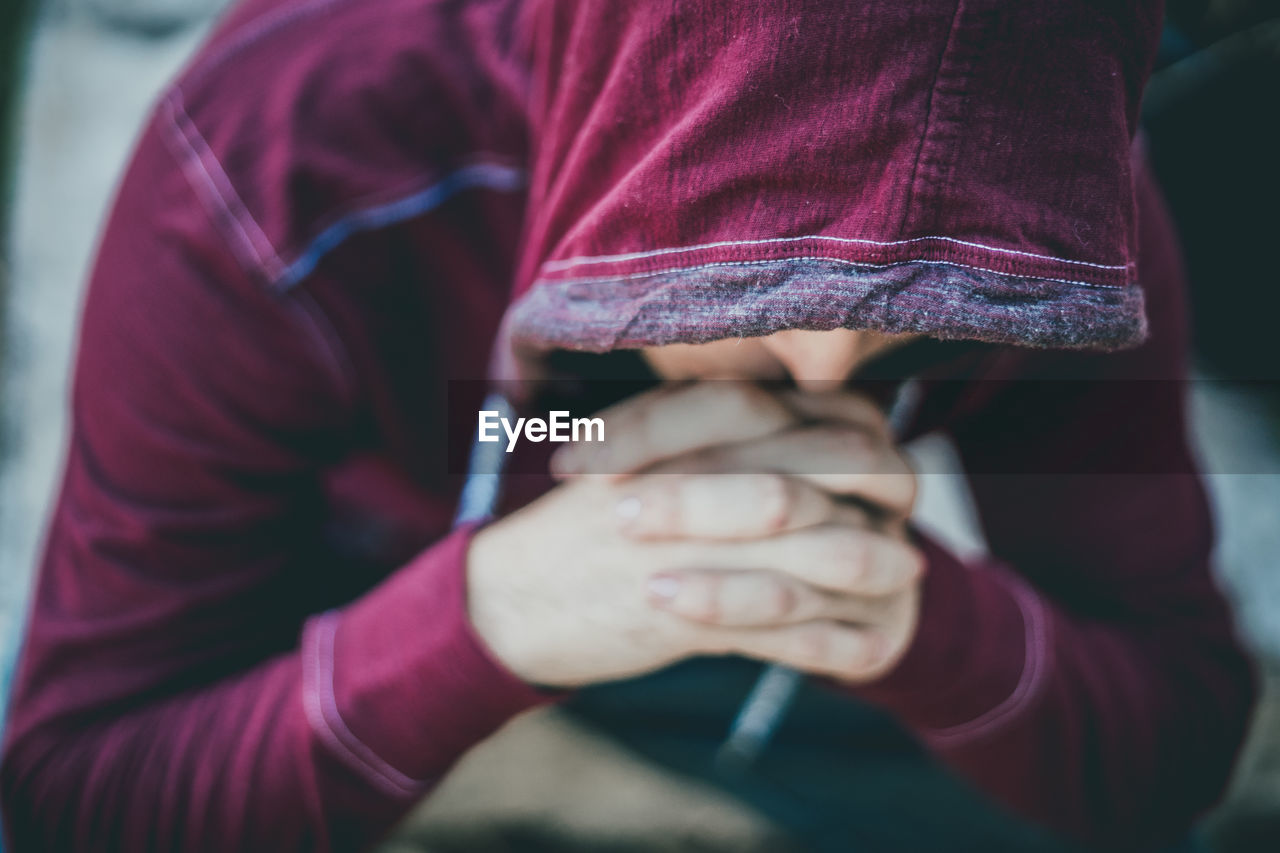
[794,625,832,666]
[830,423,880,453]
[838,425,878,455]
[690,577,722,623]
[822,528,870,588]
[897,460,919,500]
[800,425,864,461]
[667,476,696,515]
[836,635,880,680]
[638,400,673,445]
[634,479,679,533]
[754,473,794,531]
[859,400,892,435]
[767,581,799,621]
[904,544,927,584]
[728,384,790,427]
[876,541,923,593]
[865,632,893,674]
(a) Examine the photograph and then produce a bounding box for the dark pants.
[565,658,1085,853]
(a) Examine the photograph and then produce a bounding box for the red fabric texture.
[0,1,1254,851]
[498,0,1159,374]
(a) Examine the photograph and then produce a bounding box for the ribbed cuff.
[854,529,1048,744]
[302,523,555,797]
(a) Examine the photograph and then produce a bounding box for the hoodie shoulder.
[158,0,533,290]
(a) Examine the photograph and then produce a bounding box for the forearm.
[1,526,549,853]
[855,532,1256,849]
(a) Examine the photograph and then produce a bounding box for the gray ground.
[1,9,1277,850]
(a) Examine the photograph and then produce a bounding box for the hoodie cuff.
[854,529,1052,745]
[302,523,555,797]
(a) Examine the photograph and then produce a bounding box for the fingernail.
[615,495,643,523]
[647,575,681,603]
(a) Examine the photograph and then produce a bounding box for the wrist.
[853,531,1033,737]
[315,523,552,786]
[464,520,530,683]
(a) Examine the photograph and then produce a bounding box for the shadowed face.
[642,329,918,390]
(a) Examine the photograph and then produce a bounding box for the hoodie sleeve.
[855,166,1257,849]
[0,117,548,853]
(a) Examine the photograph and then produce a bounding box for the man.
[0,1,1256,850]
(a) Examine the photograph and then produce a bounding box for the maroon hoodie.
[0,0,1255,850]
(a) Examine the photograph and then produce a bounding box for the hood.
[495,0,1161,383]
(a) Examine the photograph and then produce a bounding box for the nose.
[761,329,864,391]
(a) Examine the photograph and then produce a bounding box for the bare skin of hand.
[466,382,922,689]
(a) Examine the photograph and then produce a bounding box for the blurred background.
[0,1,1277,850]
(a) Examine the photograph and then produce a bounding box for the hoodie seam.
[897,0,965,237]
[302,611,429,798]
[923,571,1054,747]
[536,255,1126,291]
[273,161,528,292]
[160,92,289,284]
[541,235,1127,274]
[164,85,527,292]
[285,290,361,412]
[165,84,528,292]
[160,98,363,416]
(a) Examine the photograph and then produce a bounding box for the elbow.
[1023,631,1259,851]
[1113,634,1260,851]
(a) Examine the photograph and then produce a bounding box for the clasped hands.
[467,382,923,688]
